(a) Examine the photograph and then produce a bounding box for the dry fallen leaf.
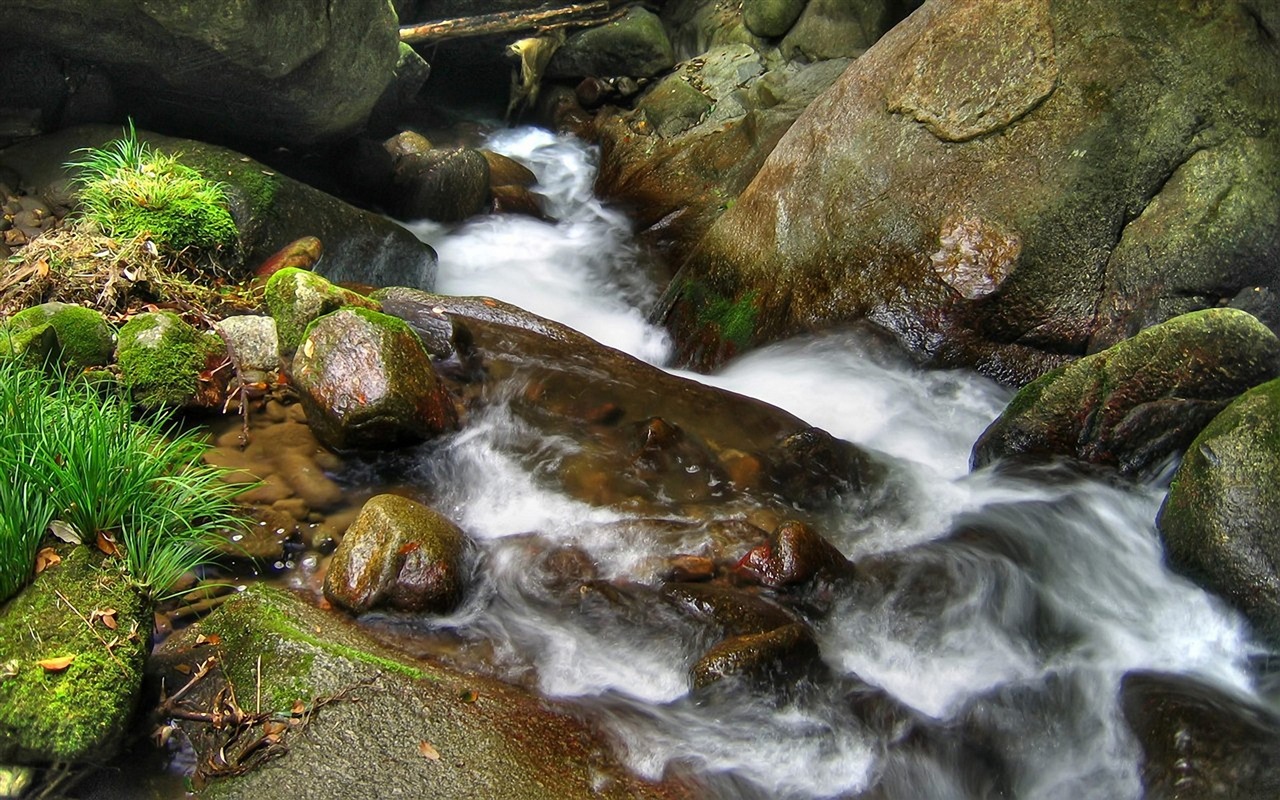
[262,720,287,737]
[34,548,61,574]
[291,700,306,717]
[101,612,118,630]
[96,531,119,556]
[37,655,75,672]
[48,520,81,544]
[194,633,222,647]
[418,740,441,761]
[174,663,192,675]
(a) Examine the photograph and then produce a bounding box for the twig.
[157,656,218,714]
[52,588,129,675]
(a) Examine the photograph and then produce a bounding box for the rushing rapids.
[341,128,1270,798]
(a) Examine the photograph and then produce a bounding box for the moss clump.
[116,311,220,408]
[699,289,759,349]
[69,122,238,255]
[0,544,149,763]
[4,302,115,370]
[263,267,380,357]
[0,322,58,366]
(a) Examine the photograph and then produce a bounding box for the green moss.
[7,304,115,370]
[0,544,148,763]
[0,322,58,366]
[70,124,238,255]
[116,311,219,408]
[264,268,380,356]
[699,289,759,349]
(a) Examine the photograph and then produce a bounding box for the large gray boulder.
[1157,377,1280,645]
[972,308,1280,478]
[1,0,399,147]
[659,0,1280,384]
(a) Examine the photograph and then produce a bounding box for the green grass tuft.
[0,358,249,603]
[67,121,238,255]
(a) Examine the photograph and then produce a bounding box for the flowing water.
[386,128,1269,798]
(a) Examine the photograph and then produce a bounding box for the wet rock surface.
[972,308,1280,478]
[659,0,1280,383]
[1122,671,1280,799]
[149,586,697,800]
[324,493,468,615]
[289,307,458,451]
[1158,377,1280,646]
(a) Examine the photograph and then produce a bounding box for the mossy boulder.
[660,0,1280,382]
[116,310,221,409]
[1,302,114,370]
[0,125,439,288]
[1157,378,1280,645]
[149,586,693,800]
[972,308,1280,478]
[742,0,808,39]
[323,494,468,614]
[0,543,149,764]
[547,7,676,80]
[264,267,381,358]
[290,307,457,451]
[0,321,59,366]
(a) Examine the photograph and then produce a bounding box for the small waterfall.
[397,128,1268,799]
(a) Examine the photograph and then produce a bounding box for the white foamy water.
[397,129,1267,799]
[406,128,671,364]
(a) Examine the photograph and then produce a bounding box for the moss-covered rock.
[1157,378,1280,645]
[2,302,114,370]
[0,543,149,764]
[116,310,220,409]
[742,0,808,39]
[323,494,468,614]
[972,308,1280,477]
[547,7,676,79]
[0,125,439,288]
[264,267,381,358]
[149,586,693,799]
[0,321,58,366]
[290,307,457,450]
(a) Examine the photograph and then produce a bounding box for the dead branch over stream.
[399,1,626,44]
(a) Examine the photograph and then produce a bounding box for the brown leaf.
[194,633,222,647]
[96,531,119,556]
[38,655,75,672]
[34,547,61,574]
[262,720,287,737]
[101,612,118,630]
[291,700,306,717]
[418,740,441,761]
[174,663,192,675]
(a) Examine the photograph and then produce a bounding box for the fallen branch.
[400,1,618,44]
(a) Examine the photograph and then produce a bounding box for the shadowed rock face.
[1122,671,1280,800]
[972,308,1280,478]
[1,0,399,147]
[659,0,1280,385]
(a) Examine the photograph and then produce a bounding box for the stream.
[312,129,1268,797]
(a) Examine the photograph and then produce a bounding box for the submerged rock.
[324,494,468,615]
[150,586,695,800]
[1157,378,1280,645]
[972,309,1280,478]
[1122,671,1280,799]
[690,622,823,691]
[290,308,457,451]
[660,0,1280,382]
[733,519,854,588]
